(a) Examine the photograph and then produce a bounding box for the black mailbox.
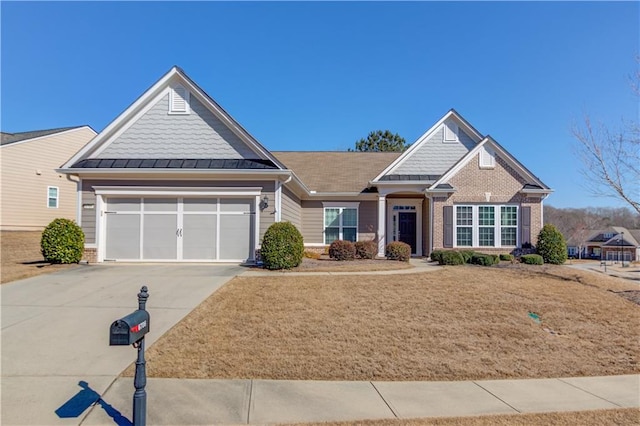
[109,309,150,345]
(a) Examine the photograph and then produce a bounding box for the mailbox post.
[109,286,150,426]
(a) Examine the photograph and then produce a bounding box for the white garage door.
[105,197,253,262]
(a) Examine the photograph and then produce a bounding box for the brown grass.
[134,264,639,381]
[255,256,414,273]
[1,231,77,284]
[287,408,640,426]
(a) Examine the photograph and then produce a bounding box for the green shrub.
[329,240,356,261]
[385,241,411,262]
[470,253,499,266]
[536,224,568,265]
[459,250,475,263]
[521,254,544,265]
[40,218,85,264]
[260,222,304,270]
[439,250,465,265]
[430,250,445,263]
[500,253,514,261]
[354,241,378,259]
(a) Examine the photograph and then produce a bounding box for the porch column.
[377,195,386,257]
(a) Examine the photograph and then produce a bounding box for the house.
[1,126,97,230]
[59,66,552,263]
[571,227,640,261]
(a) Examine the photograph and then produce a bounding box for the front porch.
[377,193,431,257]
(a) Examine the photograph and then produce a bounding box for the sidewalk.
[81,374,639,425]
[565,261,640,282]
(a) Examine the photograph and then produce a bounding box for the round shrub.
[260,222,304,270]
[536,224,568,265]
[439,250,465,265]
[41,218,85,264]
[500,253,514,261]
[329,240,356,261]
[470,253,498,266]
[385,241,411,262]
[354,241,377,259]
[520,254,544,265]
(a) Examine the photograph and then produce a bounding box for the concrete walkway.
[81,375,639,425]
[1,264,244,426]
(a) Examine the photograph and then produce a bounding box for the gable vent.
[170,85,190,113]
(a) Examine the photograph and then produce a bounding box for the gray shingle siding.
[392,125,476,176]
[97,94,260,159]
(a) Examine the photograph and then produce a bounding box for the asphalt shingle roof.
[273,151,401,193]
[1,126,84,146]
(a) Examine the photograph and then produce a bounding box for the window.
[478,206,495,246]
[169,85,190,114]
[455,205,518,247]
[324,206,358,244]
[47,186,59,208]
[455,206,473,246]
[500,206,517,246]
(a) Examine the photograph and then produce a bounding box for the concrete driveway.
[1,263,244,425]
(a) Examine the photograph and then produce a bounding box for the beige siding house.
[1,127,97,230]
[59,66,552,263]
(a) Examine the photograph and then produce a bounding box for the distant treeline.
[544,206,640,242]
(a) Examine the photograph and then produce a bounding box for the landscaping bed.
[255,255,415,273]
[1,231,77,284]
[130,265,639,381]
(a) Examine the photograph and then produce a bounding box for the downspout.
[66,174,82,225]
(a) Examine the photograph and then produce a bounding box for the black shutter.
[520,206,531,247]
[443,205,453,248]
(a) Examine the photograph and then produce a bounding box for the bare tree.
[572,62,640,214]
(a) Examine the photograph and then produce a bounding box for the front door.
[398,212,417,254]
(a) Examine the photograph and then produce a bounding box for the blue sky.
[2,1,638,209]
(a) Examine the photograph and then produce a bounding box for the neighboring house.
[59,66,552,263]
[571,227,640,261]
[1,126,97,230]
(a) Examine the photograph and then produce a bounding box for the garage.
[104,197,254,262]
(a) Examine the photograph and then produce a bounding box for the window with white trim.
[324,207,358,244]
[455,205,518,247]
[169,85,190,114]
[47,186,59,208]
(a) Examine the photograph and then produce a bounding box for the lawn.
[1,231,77,284]
[289,409,639,426]
[133,264,639,381]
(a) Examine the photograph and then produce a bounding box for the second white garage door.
[105,197,253,262]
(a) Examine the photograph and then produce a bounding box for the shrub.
[329,240,356,261]
[500,253,514,261]
[385,241,411,262]
[354,241,377,259]
[536,224,568,265]
[439,250,465,265]
[430,250,445,263]
[521,254,544,265]
[40,218,85,264]
[303,250,321,260]
[459,250,475,263]
[260,222,304,270]
[470,253,498,266]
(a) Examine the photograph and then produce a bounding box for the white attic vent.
[479,145,496,169]
[444,121,458,142]
[170,85,190,114]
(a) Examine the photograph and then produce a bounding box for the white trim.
[371,110,484,182]
[274,180,282,222]
[96,195,105,262]
[479,145,495,169]
[254,195,261,259]
[76,178,82,224]
[93,186,263,197]
[377,195,386,256]
[323,205,359,244]
[169,84,190,114]
[443,121,459,142]
[428,196,434,255]
[47,186,59,208]
[453,204,519,249]
[0,126,97,149]
[322,201,360,208]
[386,198,422,255]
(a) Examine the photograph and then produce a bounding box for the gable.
[391,121,476,176]
[95,91,259,160]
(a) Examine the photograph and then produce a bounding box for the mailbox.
[109,309,150,345]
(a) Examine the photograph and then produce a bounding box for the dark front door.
[398,212,417,254]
